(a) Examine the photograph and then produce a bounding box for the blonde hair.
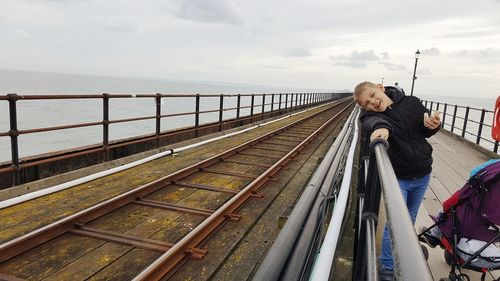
[353,81,378,101]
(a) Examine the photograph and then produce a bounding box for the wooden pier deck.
[416,130,499,281]
[0,101,353,280]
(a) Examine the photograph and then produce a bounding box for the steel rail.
[0,100,351,264]
[133,102,354,280]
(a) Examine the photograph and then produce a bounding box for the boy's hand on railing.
[424,111,441,129]
[370,128,389,141]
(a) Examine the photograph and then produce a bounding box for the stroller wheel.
[421,244,429,260]
[444,250,453,265]
[456,273,470,281]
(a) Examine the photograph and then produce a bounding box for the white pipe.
[308,109,360,281]
[0,99,345,210]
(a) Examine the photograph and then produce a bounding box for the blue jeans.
[379,173,431,270]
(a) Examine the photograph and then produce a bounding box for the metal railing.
[421,99,498,153]
[251,105,357,281]
[353,139,432,281]
[0,92,350,186]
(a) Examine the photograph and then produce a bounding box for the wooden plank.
[86,248,160,281]
[422,185,445,217]
[0,234,106,279]
[428,175,452,205]
[432,156,468,192]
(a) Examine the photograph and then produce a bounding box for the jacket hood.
[384,86,405,105]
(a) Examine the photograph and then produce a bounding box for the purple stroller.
[418,160,500,281]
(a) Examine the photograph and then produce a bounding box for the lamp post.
[410,49,420,96]
[381,77,384,85]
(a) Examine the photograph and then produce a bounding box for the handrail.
[353,116,433,281]
[372,140,432,280]
[0,92,351,187]
[421,99,498,153]
[307,108,359,281]
[251,105,356,281]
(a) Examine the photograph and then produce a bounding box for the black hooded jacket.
[360,86,440,179]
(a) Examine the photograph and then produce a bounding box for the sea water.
[0,69,327,162]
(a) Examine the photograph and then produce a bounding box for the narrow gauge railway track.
[0,100,354,281]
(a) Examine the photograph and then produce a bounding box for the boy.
[353,81,441,280]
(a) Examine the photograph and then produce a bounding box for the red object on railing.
[493,96,500,141]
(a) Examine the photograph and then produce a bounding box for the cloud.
[333,61,366,68]
[258,64,287,70]
[379,62,407,71]
[330,49,383,68]
[11,29,32,40]
[168,0,243,25]
[100,16,137,33]
[350,50,380,61]
[454,48,500,62]
[420,48,441,56]
[210,65,236,70]
[381,52,389,60]
[283,47,311,57]
[479,48,500,59]
[442,28,500,38]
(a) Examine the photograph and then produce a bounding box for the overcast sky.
[1,0,499,98]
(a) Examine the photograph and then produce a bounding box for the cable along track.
[0,100,353,281]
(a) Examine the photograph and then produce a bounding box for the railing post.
[430,101,433,113]
[285,94,289,111]
[451,104,458,133]
[261,94,265,120]
[295,93,298,108]
[495,141,499,153]
[424,100,428,109]
[102,93,110,162]
[476,109,485,145]
[236,94,241,119]
[271,93,275,113]
[278,93,282,111]
[462,106,470,138]
[155,93,162,148]
[353,147,382,281]
[219,94,224,132]
[442,103,447,129]
[436,102,440,111]
[250,94,255,122]
[236,94,241,121]
[7,93,20,186]
[195,94,200,137]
